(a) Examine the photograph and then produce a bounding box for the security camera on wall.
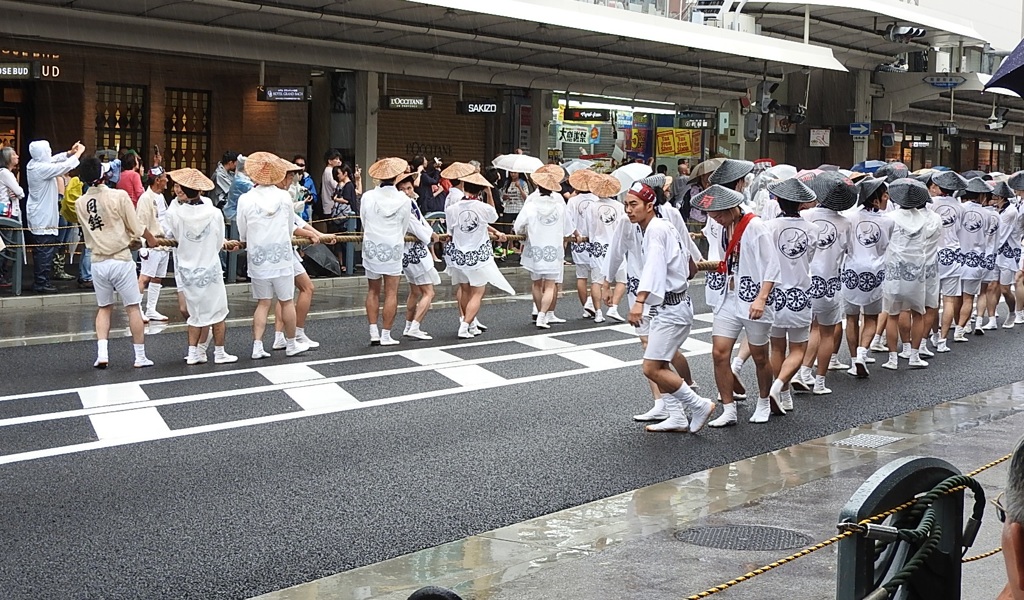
[986,107,1009,131]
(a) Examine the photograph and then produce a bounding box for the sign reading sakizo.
[456,101,499,115]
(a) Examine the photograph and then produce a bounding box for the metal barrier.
[837,456,967,600]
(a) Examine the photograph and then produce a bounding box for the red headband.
[628,182,656,204]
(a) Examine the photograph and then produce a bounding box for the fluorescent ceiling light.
[556,98,679,115]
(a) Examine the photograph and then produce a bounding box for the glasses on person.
[991,491,1006,524]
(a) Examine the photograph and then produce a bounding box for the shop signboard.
[518,105,532,151]
[456,101,499,115]
[655,127,702,157]
[257,86,312,102]
[0,62,36,80]
[809,128,831,147]
[563,108,610,122]
[382,95,431,110]
[559,125,601,145]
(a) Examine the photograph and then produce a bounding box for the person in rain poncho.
[796,171,856,395]
[445,171,514,340]
[842,177,894,377]
[565,169,600,318]
[881,178,942,371]
[163,168,239,365]
[396,171,441,340]
[623,180,716,434]
[236,152,311,359]
[989,181,1022,329]
[762,177,821,415]
[584,174,628,324]
[955,177,998,338]
[26,139,85,292]
[360,157,423,346]
[607,181,701,423]
[514,170,573,329]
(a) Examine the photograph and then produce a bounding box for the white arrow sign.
[849,122,871,136]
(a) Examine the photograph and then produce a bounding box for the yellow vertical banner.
[655,128,702,157]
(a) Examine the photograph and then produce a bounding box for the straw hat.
[535,163,568,182]
[888,178,930,209]
[709,159,755,186]
[167,168,215,192]
[275,156,302,172]
[395,171,417,186]
[567,169,595,192]
[461,172,493,188]
[768,177,818,205]
[368,157,409,181]
[530,170,563,193]
[590,174,622,198]
[802,171,856,211]
[441,162,476,180]
[692,184,745,212]
[246,151,288,186]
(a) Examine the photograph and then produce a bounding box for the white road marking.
[398,348,464,366]
[516,335,578,350]
[436,365,509,387]
[88,407,170,441]
[285,384,361,413]
[559,349,626,369]
[259,364,326,385]
[78,383,148,409]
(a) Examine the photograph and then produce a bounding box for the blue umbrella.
[851,160,886,173]
[986,36,1024,96]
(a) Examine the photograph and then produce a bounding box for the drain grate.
[832,433,905,449]
[674,525,813,551]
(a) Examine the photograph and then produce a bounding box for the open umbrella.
[850,160,886,174]
[985,37,1024,96]
[301,244,342,277]
[611,162,653,190]
[492,154,544,173]
[687,157,726,183]
[561,158,594,175]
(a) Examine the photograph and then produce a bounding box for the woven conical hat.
[441,162,477,180]
[167,168,214,192]
[246,151,288,186]
[368,157,409,180]
[568,169,595,192]
[590,174,622,198]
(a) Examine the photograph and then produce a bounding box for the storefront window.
[165,88,211,171]
[95,83,146,154]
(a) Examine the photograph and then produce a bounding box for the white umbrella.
[611,162,653,191]
[492,154,544,173]
[561,158,594,175]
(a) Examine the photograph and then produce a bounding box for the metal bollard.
[836,456,963,600]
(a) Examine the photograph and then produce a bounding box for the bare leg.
[531,280,544,313]
[957,292,975,327]
[814,324,837,376]
[803,322,820,369]
[365,278,382,326]
[845,314,860,357]
[462,285,487,323]
[539,279,557,313]
[610,282,626,306]
[779,340,807,385]
[712,336,739,406]
[187,325,201,346]
[940,295,961,337]
[125,304,146,344]
[212,321,227,346]
[670,351,694,386]
[406,286,421,323]
[576,277,588,306]
[749,342,772,399]
[897,311,912,349]
[253,299,273,342]
[860,314,878,349]
[413,285,435,323]
[910,310,927,349]
[294,273,314,328]
[381,275,401,330]
[95,305,113,340]
[278,299,298,338]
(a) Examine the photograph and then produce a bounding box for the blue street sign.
[849,122,871,136]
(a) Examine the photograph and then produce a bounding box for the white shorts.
[366,267,402,280]
[139,249,170,278]
[635,314,652,337]
[251,275,295,301]
[983,269,998,283]
[575,264,591,280]
[962,279,982,296]
[811,297,844,326]
[292,252,306,277]
[845,298,883,316]
[643,315,692,362]
[530,271,564,284]
[770,325,810,343]
[940,277,962,297]
[1000,268,1016,286]
[712,293,772,346]
[94,260,143,307]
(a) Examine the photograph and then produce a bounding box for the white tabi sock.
[731,356,744,374]
[133,343,147,361]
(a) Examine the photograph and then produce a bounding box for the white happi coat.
[164,200,229,327]
[704,213,782,320]
[566,192,598,270]
[513,191,572,278]
[883,207,942,314]
[237,185,297,280]
[995,203,1022,272]
[585,196,626,273]
[607,208,700,307]
[638,218,694,325]
[361,184,415,276]
[802,207,853,304]
[928,195,963,279]
[765,216,819,329]
[957,201,996,281]
[842,207,894,306]
[403,200,439,283]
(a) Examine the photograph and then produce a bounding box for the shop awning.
[0,0,844,103]
[739,0,989,71]
[872,72,1024,132]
